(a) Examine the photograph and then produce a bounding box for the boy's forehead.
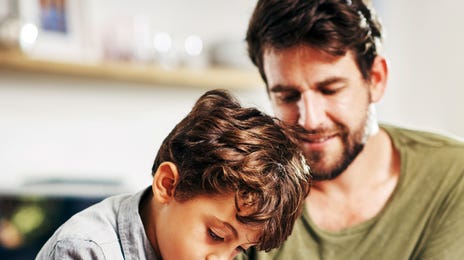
[233,219,262,245]
[235,204,265,238]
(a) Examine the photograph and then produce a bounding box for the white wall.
[0,71,268,192]
[1,0,463,194]
[376,0,464,137]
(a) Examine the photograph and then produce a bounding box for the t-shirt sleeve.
[418,170,464,259]
[36,239,106,260]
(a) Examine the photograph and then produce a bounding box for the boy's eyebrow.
[214,217,238,238]
[213,217,260,245]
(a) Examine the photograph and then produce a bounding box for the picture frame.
[18,0,86,61]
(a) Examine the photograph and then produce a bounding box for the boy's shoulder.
[54,192,131,241]
[36,190,147,259]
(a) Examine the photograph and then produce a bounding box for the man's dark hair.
[246,0,382,85]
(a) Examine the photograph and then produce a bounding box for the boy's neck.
[139,189,162,259]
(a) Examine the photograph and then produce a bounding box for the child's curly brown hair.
[152,89,311,251]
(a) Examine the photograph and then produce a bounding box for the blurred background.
[0,0,463,257]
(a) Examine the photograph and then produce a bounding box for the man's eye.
[321,85,344,95]
[208,228,224,242]
[320,89,337,95]
[276,92,301,103]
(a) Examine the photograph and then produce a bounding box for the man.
[244,0,464,259]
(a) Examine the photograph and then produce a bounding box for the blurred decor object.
[0,16,22,49]
[18,176,129,197]
[0,0,37,50]
[102,15,157,64]
[0,177,129,259]
[16,0,86,62]
[209,39,254,69]
[102,18,136,63]
[0,17,38,51]
[38,0,67,34]
[181,34,209,69]
[132,14,155,64]
[153,31,180,69]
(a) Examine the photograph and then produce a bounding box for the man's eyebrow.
[269,77,347,92]
[269,84,298,93]
[315,76,347,88]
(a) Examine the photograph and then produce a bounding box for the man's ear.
[152,161,179,204]
[368,55,388,103]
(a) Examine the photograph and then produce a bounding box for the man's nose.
[297,90,325,130]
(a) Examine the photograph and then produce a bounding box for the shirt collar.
[117,187,157,260]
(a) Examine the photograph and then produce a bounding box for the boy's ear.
[368,55,388,103]
[152,161,179,204]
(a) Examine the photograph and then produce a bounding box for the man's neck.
[306,129,401,231]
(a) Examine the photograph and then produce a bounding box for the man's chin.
[309,143,365,181]
[306,155,343,181]
[310,169,345,181]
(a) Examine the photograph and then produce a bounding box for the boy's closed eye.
[208,228,225,242]
[207,227,249,254]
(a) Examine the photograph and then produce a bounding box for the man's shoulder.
[382,124,464,154]
[382,124,464,186]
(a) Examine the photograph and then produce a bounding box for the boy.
[36,89,311,259]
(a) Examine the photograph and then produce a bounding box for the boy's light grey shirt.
[36,187,157,260]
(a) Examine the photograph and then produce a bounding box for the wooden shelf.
[0,50,263,89]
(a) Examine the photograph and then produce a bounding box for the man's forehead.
[263,46,359,81]
[263,44,351,63]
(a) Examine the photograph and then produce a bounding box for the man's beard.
[301,104,378,181]
[306,130,365,181]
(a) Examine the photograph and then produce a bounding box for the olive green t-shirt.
[244,125,464,260]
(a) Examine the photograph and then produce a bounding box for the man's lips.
[299,133,339,143]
